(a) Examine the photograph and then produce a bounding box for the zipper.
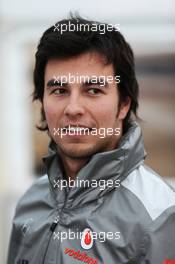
[50,217,59,232]
[42,216,59,264]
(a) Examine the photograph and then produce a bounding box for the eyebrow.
[46,79,67,87]
[83,79,108,87]
[46,78,109,88]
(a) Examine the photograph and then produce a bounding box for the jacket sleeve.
[7,222,18,264]
[7,201,22,264]
[140,207,175,264]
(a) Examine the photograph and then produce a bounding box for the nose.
[64,93,85,118]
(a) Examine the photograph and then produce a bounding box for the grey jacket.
[7,122,175,264]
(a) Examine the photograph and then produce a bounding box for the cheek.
[43,97,59,127]
[93,99,118,127]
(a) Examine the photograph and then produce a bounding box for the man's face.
[43,51,130,159]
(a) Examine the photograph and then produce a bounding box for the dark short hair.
[33,15,139,132]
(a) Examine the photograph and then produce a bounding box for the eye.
[51,88,67,95]
[88,88,101,95]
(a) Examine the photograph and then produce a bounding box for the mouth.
[62,126,93,133]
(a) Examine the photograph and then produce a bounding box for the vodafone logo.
[81,228,93,250]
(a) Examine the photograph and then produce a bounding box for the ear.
[118,97,131,120]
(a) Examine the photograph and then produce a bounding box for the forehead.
[45,51,114,77]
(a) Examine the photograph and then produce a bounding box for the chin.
[58,142,99,159]
[59,138,115,159]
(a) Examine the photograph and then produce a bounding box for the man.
[7,16,175,264]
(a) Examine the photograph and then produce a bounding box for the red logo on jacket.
[81,228,93,250]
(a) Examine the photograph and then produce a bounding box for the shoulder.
[18,174,49,201]
[15,174,55,217]
[121,165,175,221]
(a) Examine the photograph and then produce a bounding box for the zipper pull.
[50,216,59,232]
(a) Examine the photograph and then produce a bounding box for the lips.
[62,124,93,132]
[63,127,92,134]
[64,124,92,129]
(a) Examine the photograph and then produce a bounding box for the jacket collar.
[43,122,146,207]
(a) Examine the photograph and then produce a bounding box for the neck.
[59,154,90,180]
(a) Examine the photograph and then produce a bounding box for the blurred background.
[0,0,175,263]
